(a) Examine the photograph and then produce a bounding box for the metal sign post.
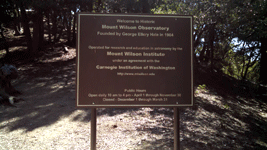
[91,108,97,150]
[174,107,180,150]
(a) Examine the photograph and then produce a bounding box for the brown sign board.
[76,13,193,107]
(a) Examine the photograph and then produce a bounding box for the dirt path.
[1,48,267,150]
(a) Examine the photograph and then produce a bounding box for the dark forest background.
[0,0,266,93]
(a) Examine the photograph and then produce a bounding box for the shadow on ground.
[134,66,267,150]
[0,54,78,132]
[0,48,143,133]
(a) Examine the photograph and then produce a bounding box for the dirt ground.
[1,36,267,149]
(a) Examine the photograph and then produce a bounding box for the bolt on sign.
[76,13,193,107]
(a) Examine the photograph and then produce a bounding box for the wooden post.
[174,107,180,150]
[91,108,97,150]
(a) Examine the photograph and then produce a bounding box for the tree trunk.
[97,0,102,12]
[80,0,93,12]
[66,14,72,44]
[46,11,51,43]
[63,14,67,31]
[32,14,40,54]
[39,13,44,51]
[13,7,21,36]
[52,10,58,43]
[71,12,76,46]
[205,42,210,63]
[0,28,9,57]
[209,24,215,72]
[88,0,93,12]
[19,2,33,54]
[141,0,150,13]
[56,26,63,42]
[55,13,63,42]
[242,62,250,81]
[259,37,267,85]
[199,44,207,62]
[32,8,44,53]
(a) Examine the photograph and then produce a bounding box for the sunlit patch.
[39,48,76,63]
[35,103,54,108]
[259,112,267,118]
[35,82,46,87]
[256,139,267,147]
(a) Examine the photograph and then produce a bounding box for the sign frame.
[76,13,194,108]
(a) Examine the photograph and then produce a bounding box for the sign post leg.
[174,107,180,150]
[91,108,97,150]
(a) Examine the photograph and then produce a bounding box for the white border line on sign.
[77,14,81,107]
[76,14,193,107]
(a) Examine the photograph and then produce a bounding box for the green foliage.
[221,47,260,83]
[197,84,207,90]
[0,0,14,24]
[223,104,230,109]
[151,0,265,84]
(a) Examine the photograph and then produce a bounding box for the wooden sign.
[76,14,193,107]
